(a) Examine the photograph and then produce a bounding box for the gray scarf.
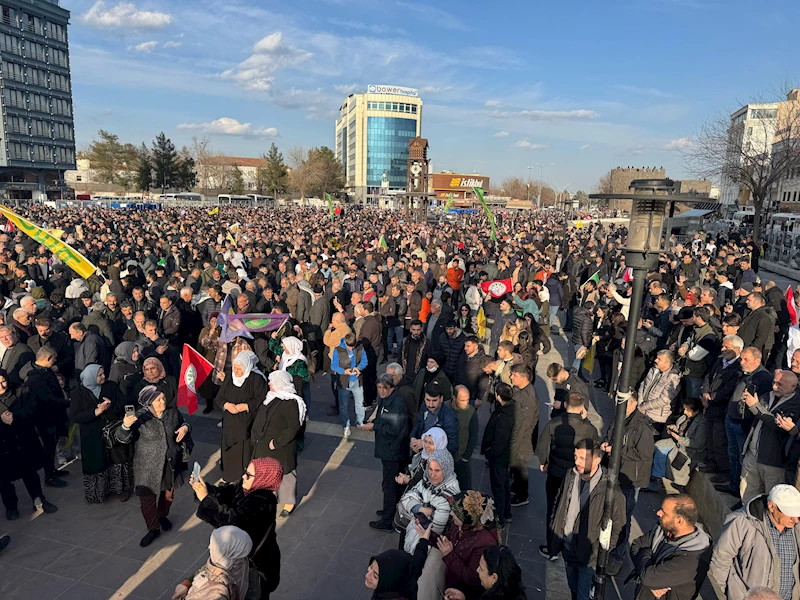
[563,466,604,548]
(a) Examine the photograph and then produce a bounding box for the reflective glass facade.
[366,116,417,188]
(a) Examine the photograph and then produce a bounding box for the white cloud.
[130,41,157,53]
[485,100,501,107]
[492,109,599,121]
[177,117,279,137]
[580,144,591,151]
[220,32,313,92]
[80,1,172,30]
[664,137,694,151]
[515,140,547,151]
[420,86,453,95]
[334,83,359,94]
[494,131,510,137]
[163,41,183,49]
[395,2,467,30]
[615,84,670,98]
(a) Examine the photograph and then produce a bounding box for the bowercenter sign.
[368,85,419,98]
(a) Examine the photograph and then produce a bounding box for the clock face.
[410,164,422,175]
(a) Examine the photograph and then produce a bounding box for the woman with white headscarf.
[269,334,310,401]
[250,370,306,518]
[171,525,253,600]
[215,350,267,482]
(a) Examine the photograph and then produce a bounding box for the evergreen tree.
[307,146,344,198]
[258,142,288,197]
[230,163,245,195]
[151,132,178,191]
[135,143,152,192]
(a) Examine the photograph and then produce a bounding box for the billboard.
[431,173,490,192]
[368,85,419,98]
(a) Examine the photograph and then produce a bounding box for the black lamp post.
[588,179,708,599]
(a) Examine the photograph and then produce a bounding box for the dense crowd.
[0,202,798,600]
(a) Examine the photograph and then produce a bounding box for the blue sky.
[67,0,800,192]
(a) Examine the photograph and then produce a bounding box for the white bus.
[162,192,204,203]
[246,194,274,205]
[217,194,253,204]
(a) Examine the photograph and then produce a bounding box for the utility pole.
[535,162,554,208]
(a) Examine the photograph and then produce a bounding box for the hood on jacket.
[652,523,712,554]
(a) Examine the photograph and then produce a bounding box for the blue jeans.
[337,380,365,428]
[387,326,404,356]
[572,343,584,371]
[726,415,748,490]
[550,305,559,328]
[652,444,671,478]
[565,561,594,600]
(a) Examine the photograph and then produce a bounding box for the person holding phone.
[68,363,132,504]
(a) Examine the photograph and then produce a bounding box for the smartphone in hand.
[192,462,201,482]
[124,405,135,418]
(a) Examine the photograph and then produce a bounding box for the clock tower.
[406,137,430,220]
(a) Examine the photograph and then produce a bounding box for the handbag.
[670,451,689,470]
[245,522,275,600]
[393,499,414,533]
[102,419,126,449]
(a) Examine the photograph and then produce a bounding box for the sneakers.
[539,545,559,562]
[375,509,384,517]
[344,426,351,438]
[369,520,394,532]
[139,529,161,547]
[510,498,529,507]
[34,497,57,514]
[159,517,172,532]
[0,534,9,552]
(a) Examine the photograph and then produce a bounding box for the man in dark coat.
[537,391,599,560]
[82,301,115,348]
[630,495,712,600]
[738,293,775,360]
[27,316,73,377]
[157,294,181,348]
[400,320,430,377]
[456,335,491,406]
[0,327,34,387]
[365,373,410,531]
[359,301,383,407]
[508,364,539,508]
[438,320,466,383]
[481,382,515,526]
[409,380,458,456]
[69,322,109,376]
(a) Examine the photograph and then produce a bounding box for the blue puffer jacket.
[409,402,459,457]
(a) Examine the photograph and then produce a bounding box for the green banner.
[473,187,496,241]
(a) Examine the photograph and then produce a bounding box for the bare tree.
[685,84,800,243]
[500,176,529,200]
[287,146,314,200]
[593,172,613,194]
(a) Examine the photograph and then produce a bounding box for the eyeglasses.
[243,471,255,480]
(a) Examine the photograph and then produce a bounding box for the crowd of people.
[0,202,798,600]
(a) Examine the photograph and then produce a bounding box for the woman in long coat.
[108,342,143,404]
[216,350,267,483]
[68,364,133,503]
[0,368,57,518]
[116,385,191,547]
[191,457,282,600]
[250,370,305,517]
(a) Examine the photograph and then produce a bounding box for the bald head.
[775,370,799,398]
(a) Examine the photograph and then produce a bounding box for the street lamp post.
[535,162,554,208]
[588,179,708,599]
[527,166,533,202]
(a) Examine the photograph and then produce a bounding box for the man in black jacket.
[456,335,491,406]
[509,365,539,508]
[630,495,712,600]
[551,438,626,600]
[481,382,515,526]
[365,374,409,532]
[571,301,594,373]
[740,369,800,503]
[700,334,744,479]
[602,393,655,573]
[438,321,465,383]
[0,326,34,387]
[27,316,73,378]
[738,293,775,360]
[537,392,599,561]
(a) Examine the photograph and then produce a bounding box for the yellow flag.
[226,232,236,246]
[44,228,64,240]
[180,224,185,233]
[0,206,97,279]
[476,307,487,339]
[582,343,596,374]
[208,207,219,216]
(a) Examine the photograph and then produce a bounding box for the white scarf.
[278,336,307,370]
[263,370,307,425]
[231,350,264,387]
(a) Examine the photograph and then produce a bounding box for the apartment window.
[26,41,45,62]
[53,98,70,116]
[48,22,65,42]
[33,144,50,161]
[29,67,47,87]
[2,61,24,82]
[5,88,26,108]
[750,108,778,119]
[31,118,50,136]
[50,48,67,67]
[54,122,71,140]
[9,142,28,160]
[0,33,21,55]
[56,146,74,164]
[747,127,753,135]
[30,93,48,113]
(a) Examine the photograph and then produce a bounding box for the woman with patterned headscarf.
[215,350,267,482]
[192,457,283,600]
[130,357,177,409]
[400,448,461,554]
[415,491,500,600]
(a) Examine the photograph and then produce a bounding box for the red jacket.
[429,525,499,600]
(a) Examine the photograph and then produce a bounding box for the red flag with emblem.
[788,286,798,327]
[480,278,513,299]
[178,345,213,415]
